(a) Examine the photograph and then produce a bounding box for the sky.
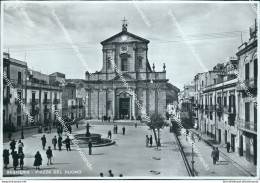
[3,2,257,90]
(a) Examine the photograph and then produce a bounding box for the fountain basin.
[74,133,115,147]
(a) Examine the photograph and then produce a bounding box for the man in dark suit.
[65,136,71,151]
[88,140,92,155]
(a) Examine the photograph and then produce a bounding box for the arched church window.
[121,58,128,71]
[138,57,143,68]
[107,57,112,69]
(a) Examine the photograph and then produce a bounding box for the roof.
[101,31,150,45]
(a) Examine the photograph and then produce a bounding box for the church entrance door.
[119,98,130,119]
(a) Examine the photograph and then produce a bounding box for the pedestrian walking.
[60,126,63,135]
[76,123,79,129]
[68,125,72,134]
[58,135,63,151]
[146,135,149,147]
[113,125,116,134]
[46,146,53,165]
[108,170,114,177]
[135,121,137,128]
[115,125,118,134]
[211,147,217,165]
[108,116,111,122]
[3,149,10,169]
[41,135,47,150]
[88,140,92,155]
[33,151,42,170]
[65,136,71,151]
[216,147,220,163]
[8,133,12,141]
[12,151,19,170]
[107,130,112,139]
[19,151,25,170]
[10,139,16,155]
[49,126,52,133]
[149,135,153,147]
[52,136,57,150]
[122,126,125,135]
[227,142,230,153]
[18,140,24,154]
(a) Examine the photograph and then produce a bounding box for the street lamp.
[191,142,195,176]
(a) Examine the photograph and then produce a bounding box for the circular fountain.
[74,123,115,148]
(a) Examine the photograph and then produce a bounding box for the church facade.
[83,20,168,120]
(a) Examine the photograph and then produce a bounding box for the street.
[3,120,188,177]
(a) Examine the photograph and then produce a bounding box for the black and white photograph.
[0,0,259,180]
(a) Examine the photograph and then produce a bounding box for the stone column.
[112,87,115,117]
[132,89,136,119]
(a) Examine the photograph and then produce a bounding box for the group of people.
[3,139,25,170]
[99,170,123,177]
[211,147,220,165]
[102,115,111,122]
[38,126,52,134]
[113,125,118,134]
[33,146,53,170]
[44,134,71,151]
[146,135,153,147]
[51,135,63,151]
[108,126,126,139]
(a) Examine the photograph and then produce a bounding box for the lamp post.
[191,142,195,176]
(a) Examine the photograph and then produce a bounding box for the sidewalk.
[189,128,256,177]
[176,129,253,177]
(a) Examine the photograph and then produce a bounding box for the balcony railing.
[216,105,223,113]
[30,99,39,105]
[237,77,257,91]
[15,98,26,105]
[207,105,215,111]
[44,108,50,113]
[237,119,257,133]
[223,106,229,113]
[43,99,51,104]
[72,105,78,109]
[53,99,60,104]
[228,105,236,114]
[30,109,39,116]
[192,104,199,109]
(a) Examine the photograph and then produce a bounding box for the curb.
[191,129,255,177]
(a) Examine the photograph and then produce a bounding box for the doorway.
[119,98,130,119]
[231,134,235,152]
[239,135,243,156]
[225,130,227,144]
[218,129,221,143]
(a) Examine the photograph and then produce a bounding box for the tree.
[146,112,169,148]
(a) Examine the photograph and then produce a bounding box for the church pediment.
[101,31,150,45]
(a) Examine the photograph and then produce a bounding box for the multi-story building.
[3,53,62,130]
[236,21,257,165]
[187,21,257,165]
[81,20,168,120]
[178,84,195,127]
